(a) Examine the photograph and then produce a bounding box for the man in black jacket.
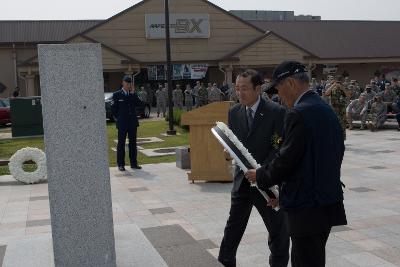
[246,61,347,267]
[112,76,143,171]
[218,69,289,267]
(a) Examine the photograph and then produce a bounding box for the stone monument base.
[2,224,167,267]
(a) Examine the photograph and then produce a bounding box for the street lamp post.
[165,0,176,135]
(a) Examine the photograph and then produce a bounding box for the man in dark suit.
[112,76,143,171]
[218,69,289,267]
[246,61,347,267]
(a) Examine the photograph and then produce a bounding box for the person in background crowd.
[377,74,389,92]
[220,81,229,100]
[324,76,351,139]
[209,83,222,103]
[156,84,166,117]
[316,78,326,96]
[346,94,368,130]
[206,82,212,95]
[193,81,201,107]
[391,78,400,96]
[184,84,194,111]
[172,84,183,109]
[197,83,208,107]
[12,87,19,97]
[228,83,238,103]
[380,83,397,113]
[364,85,377,102]
[138,86,148,104]
[367,95,387,131]
[370,80,380,93]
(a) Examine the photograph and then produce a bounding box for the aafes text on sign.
[145,14,210,39]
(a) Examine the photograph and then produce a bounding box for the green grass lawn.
[0,120,189,176]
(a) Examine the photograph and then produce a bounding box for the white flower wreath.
[213,122,280,210]
[8,147,47,184]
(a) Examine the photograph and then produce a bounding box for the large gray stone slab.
[114,224,168,267]
[38,44,116,267]
[2,234,54,267]
[142,224,222,267]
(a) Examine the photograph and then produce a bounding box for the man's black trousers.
[117,127,138,167]
[218,182,290,267]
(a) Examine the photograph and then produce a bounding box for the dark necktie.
[247,108,254,130]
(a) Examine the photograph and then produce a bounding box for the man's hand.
[267,198,279,209]
[245,169,257,183]
[223,149,232,161]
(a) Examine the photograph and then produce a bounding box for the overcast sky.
[2,0,400,21]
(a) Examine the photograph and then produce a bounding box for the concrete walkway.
[0,129,400,266]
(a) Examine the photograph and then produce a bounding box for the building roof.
[2,16,400,61]
[0,20,101,44]
[248,20,400,59]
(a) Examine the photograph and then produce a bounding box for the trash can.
[10,97,43,137]
[176,147,191,169]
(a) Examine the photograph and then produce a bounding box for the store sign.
[145,13,210,39]
[147,64,208,80]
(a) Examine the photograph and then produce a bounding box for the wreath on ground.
[8,147,47,184]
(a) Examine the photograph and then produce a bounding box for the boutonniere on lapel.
[271,133,283,150]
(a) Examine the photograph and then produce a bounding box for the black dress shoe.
[118,166,126,171]
[130,165,142,170]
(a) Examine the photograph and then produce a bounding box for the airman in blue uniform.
[111,76,143,171]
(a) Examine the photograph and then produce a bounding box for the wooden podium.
[181,102,233,182]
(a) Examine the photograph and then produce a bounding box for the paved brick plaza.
[0,129,399,267]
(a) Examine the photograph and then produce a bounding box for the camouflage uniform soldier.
[206,83,212,98]
[322,75,334,103]
[193,81,201,108]
[172,84,183,109]
[162,84,169,108]
[370,80,380,93]
[391,78,400,96]
[349,80,361,100]
[380,83,397,111]
[364,85,377,103]
[155,85,166,117]
[228,83,238,102]
[367,96,387,131]
[184,84,194,111]
[325,76,350,139]
[197,84,208,107]
[208,83,222,103]
[346,94,368,130]
[138,86,148,103]
[144,84,153,104]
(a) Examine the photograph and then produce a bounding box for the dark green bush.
[165,108,189,131]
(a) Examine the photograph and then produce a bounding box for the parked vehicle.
[0,98,11,125]
[104,93,150,121]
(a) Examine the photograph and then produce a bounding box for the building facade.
[1,0,400,98]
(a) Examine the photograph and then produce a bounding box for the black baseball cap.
[268,61,308,93]
[122,75,132,83]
